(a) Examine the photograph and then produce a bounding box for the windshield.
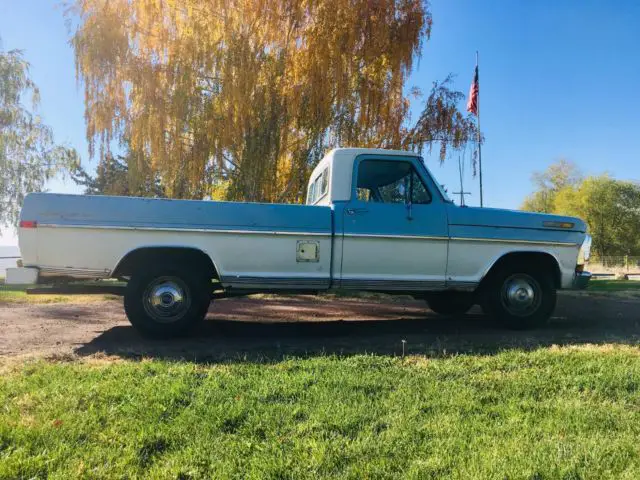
[421,161,453,203]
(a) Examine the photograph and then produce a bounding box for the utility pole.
[452,156,471,206]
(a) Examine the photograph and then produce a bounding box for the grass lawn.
[0,281,119,304]
[0,283,75,304]
[0,347,638,479]
[587,279,640,292]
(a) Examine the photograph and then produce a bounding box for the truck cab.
[308,149,451,291]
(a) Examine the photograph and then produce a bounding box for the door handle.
[346,208,369,216]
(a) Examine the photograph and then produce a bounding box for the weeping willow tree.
[70,0,476,202]
[1,46,78,227]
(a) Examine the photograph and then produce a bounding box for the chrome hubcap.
[501,274,541,316]
[143,277,191,323]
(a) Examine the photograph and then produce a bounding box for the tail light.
[19,220,37,228]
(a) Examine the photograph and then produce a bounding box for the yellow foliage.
[71,0,430,202]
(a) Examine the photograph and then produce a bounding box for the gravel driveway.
[1,292,639,360]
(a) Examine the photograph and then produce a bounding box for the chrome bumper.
[573,271,592,290]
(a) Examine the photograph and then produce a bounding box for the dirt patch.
[0,293,639,361]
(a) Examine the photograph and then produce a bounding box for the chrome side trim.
[223,275,478,292]
[221,276,329,289]
[340,278,446,291]
[449,223,586,233]
[449,237,578,247]
[37,224,577,246]
[38,266,111,278]
[343,233,448,241]
[37,223,331,237]
[343,234,576,245]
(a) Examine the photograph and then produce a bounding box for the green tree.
[0,46,77,227]
[554,176,640,258]
[521,159,582,213]
[523,160,640,257]
[71,152,165,197]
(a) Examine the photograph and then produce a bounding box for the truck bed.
[19,193,334,288]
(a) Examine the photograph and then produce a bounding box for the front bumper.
[573,271,592,290]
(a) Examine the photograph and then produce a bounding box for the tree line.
[522,160,640,259]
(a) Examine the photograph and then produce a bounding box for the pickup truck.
[8,148,592,337]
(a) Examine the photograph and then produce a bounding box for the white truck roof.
[307,148,421,205]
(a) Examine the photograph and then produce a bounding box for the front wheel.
[481,266,556,329]
[124,266,211,338]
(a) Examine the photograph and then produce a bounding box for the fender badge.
[543,221,574,229]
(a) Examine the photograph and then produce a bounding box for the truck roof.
[307,148,423,205]
[328,147,421,158]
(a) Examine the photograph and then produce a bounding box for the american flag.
[466,65,479,116]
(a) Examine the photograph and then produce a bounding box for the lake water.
[0,246,21,277]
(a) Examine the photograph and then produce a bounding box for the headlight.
[577,235,592,265]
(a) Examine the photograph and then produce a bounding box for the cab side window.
[356,160,431,204]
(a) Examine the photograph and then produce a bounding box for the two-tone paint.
[16,148,589,293]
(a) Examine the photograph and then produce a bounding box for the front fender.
[446,237,581,290]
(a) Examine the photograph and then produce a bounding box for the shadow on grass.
[74,294,640,363]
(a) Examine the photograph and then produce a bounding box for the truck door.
[339,155,449,291]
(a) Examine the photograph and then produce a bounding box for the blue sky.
[1,0,639,246]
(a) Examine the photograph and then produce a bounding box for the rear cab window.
[307,167,329,204]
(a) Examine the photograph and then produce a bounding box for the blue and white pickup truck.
[8,148,591,336]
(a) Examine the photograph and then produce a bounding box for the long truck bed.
[19,193,335,290]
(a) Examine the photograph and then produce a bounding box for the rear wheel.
[481,265,556,329]
[124,265,211,338]
[426,292,475,316]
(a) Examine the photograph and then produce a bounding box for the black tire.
[426,292,475,316]
[480,264,556,330]
[124,265,211,338]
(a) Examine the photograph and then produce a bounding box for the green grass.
[587,279,640,292]
[0,283,69,303]
[0,281,120,304]
[1,347,639,479]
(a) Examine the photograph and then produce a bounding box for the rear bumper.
[572,271,592,290]
[5,267,39,285]
[6,265,111,284]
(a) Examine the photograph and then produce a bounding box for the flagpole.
[476,51,484,207]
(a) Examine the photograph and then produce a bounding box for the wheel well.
[112,247,218,279]
[480,251,561,289]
